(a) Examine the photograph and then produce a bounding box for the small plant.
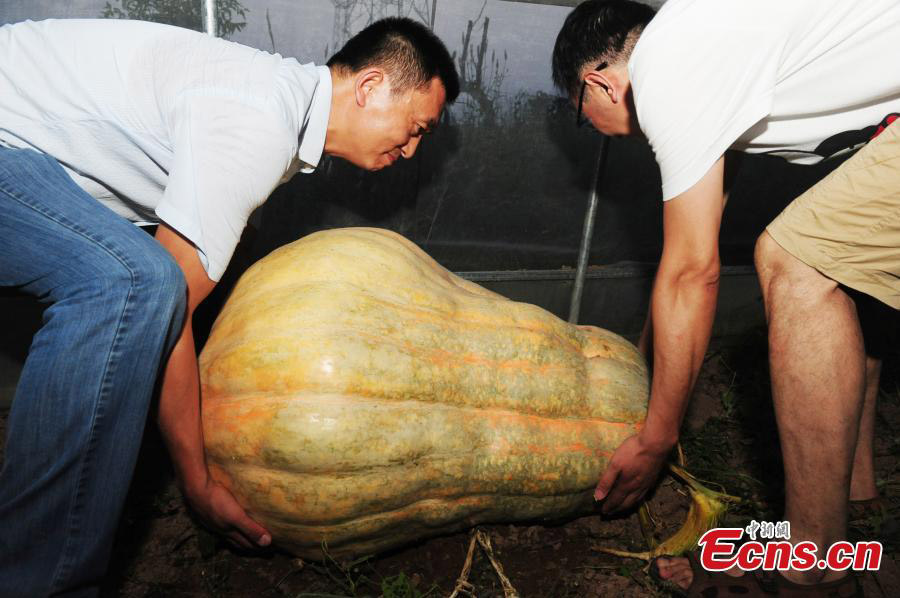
[380,572,437,598]
[720,380,737,417]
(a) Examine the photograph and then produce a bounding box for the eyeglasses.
[575,62,608,128]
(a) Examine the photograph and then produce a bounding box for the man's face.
[345,76,447,171]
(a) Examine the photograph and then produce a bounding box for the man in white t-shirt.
[0,17,458,597]
[553,0,899,594]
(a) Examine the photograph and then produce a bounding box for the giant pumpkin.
[199,227,649,559]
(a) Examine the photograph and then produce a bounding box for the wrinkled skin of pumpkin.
[200,227,649,559]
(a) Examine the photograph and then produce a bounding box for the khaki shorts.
[766,120,900,309]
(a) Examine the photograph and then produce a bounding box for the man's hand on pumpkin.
[593,432,669,514]
[185,477,272,550]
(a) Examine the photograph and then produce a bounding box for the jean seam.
[0,182,145,593]
[51,280,137,593]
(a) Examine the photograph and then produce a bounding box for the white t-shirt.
[629,0,900,201]
[0,19,332,281]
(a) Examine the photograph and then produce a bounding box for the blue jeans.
[0,147,186,597]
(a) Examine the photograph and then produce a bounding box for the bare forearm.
[642,267,719,448]
[157,316,209,494]
[153,223,216,495]
[594,157,726,513]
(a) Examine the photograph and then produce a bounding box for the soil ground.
[1,328,898,597]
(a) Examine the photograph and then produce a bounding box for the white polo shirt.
[0,18,332,281]
[629,0,900,201]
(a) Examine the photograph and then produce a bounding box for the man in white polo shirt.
[553,0,899,594]
[0,17,458,596]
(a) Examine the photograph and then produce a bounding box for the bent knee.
[754,232,838,303]
[753,231,786,275]
[755,231,809,283]
[88,247,186,315]
[132,249,187,313]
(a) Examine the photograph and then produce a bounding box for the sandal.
[649,552,862,597]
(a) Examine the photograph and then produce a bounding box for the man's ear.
[355,68,385,107]
[584,70,620,104]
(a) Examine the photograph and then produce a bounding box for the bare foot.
[653,556,743,591]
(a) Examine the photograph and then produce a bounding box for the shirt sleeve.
[629,23,779,200]
[156,92,296,281]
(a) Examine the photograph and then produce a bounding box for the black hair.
[552,0,656,100]
[327,17,460,103]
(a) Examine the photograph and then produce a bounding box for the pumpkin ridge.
[208,280,584,353]
[202,378,589,419]
[203,392,645,427]
[207,441,636,480]
[239,492,602,559]
[251,491,597,527]
[204,323,582,367]
[201,360,647,418]
[205,329,583,379]
[210,460,608,528]
[203,394,642,480]
[212,456,612,488]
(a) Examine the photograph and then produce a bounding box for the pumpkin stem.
[596,464,741,562]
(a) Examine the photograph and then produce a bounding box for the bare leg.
[657,232,865,589]
[755,232,864,583]
[850,357,881,502]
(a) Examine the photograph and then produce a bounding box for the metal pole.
[204,0,217,37]
[568,135,610,324]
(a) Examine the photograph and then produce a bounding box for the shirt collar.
[298,65,332,173]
